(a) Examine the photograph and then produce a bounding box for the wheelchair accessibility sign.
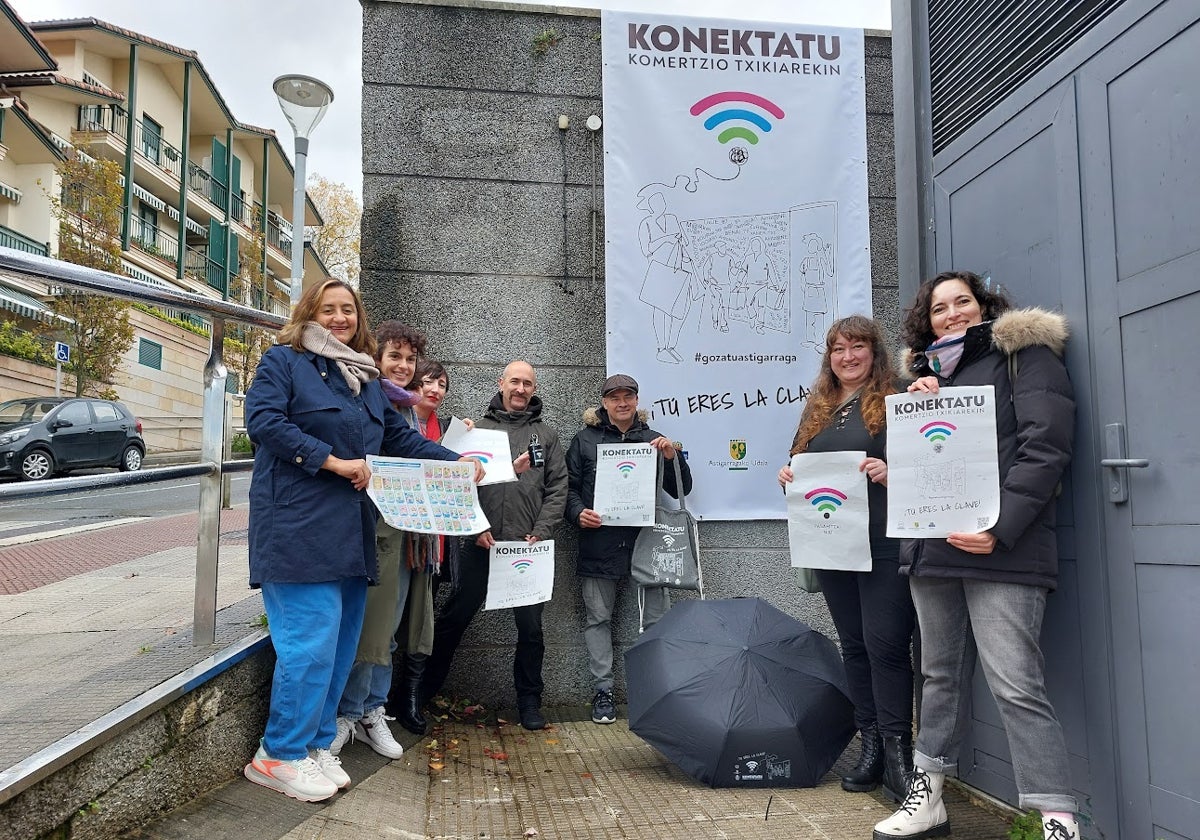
[54,342,70,363]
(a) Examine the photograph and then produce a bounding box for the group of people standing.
[780,271,1078,840]
[240,277,692,805]
[239,270,1079,840]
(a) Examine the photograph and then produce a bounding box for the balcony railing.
[133,120,184,181]
[230,192,251,227]
[0,224,49,257]
[187,163,228,211]
[264,211,293,255]
[184,245,226,294]
[130,221,180,264]
[77,103,129,139]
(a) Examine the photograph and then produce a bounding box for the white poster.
[439,418,516,486]
[786,450,871,571]
[592,443,658,526]
[885,386,1001,538]
[603,11,871,520]
[365,456,490,535]
[485,540,555,610]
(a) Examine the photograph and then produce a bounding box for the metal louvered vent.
[929,0,1125,153]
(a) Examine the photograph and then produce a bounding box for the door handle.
[1103,423,1149,503]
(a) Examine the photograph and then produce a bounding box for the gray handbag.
[631,455,703,592]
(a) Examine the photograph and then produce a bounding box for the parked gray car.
[0,397,145,480]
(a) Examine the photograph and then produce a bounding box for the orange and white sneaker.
[243,744,338,802]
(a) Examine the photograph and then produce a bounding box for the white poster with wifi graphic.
[485,540,555,610]
[785,450,871,571]
[884,386,1000,538]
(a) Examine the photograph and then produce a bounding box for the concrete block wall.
[362,0,897,708]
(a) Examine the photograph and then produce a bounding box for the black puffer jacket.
[474,393,568,542]
[899,308,1074,590]
[565,407,693,579]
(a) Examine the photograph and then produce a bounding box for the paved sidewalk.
[0,509,260,768]
[130,709,1012,840]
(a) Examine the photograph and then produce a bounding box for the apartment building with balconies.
[0,2,328,450]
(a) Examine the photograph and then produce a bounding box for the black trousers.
[425,541,545,707]
[817,557,916,737]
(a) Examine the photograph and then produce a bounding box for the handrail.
[0,246,284,649]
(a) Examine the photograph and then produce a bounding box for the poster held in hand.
[885,385,1000,538]
[366,456,490,535]
[439,418,516,485]
[786,450,871,572]
[593,443,657,526]
[485,540,555,610]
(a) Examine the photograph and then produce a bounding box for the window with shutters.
[138,338,163,370]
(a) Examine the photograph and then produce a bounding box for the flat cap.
[601,373,639,396]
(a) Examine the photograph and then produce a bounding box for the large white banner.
[885,387,1001,538]
[602,11,872,520]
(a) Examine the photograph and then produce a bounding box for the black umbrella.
[625,596,854,787]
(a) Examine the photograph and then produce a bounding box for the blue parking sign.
[54,341,70,363]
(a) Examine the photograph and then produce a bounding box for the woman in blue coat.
[242,279,474,802]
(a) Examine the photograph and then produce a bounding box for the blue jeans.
[909,575,1076,813]
[338,561,414,720]
[261,578,368,760]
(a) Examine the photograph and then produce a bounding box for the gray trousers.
[582,576,670,693]
[910,575,1077,813]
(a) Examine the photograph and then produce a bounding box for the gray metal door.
[930,78,1109,824]
[1078,3,1200,837]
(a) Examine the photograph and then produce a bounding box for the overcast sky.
[9,1,890,200]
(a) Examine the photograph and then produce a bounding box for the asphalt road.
[0,473,251,537]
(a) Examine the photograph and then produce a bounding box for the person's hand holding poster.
[485,540,555,610]
[366,456,490,535]
[786,450,871,571]
[885,385,1000,537]
[439,418,516,486]
[592,443,657,526]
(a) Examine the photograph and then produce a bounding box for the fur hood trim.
[990,308,1069,356]
[583,406,650,427]
[900,307,1069,374]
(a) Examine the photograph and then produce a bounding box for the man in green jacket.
[422,360,568,730]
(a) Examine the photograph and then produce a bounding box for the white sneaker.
[1042,814,1080,840]
[355,705,404,759]
[312,748,351,789]
[243,744,338,802]
[872,767,950,839]
[330,715,354,756]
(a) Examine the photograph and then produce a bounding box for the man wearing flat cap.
[565,374,692,725]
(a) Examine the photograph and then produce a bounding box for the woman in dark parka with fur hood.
[873,271,1081,840]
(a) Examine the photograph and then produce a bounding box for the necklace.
[835,395,859,430]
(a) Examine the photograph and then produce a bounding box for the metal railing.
[184,244,227,293]
[77,103,129,139]
[187,161,228,210]
[131,220,181,264]
[0,224,49,257]
[0,246,285,647]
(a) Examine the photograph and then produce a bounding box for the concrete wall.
[361,0,896,708]
[0,648,271,840]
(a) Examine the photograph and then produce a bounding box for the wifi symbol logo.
[744,760,760,772]
[919,420,957,443]
[690,91,786,146]
[663,534,676,547]
[804,487,848,519]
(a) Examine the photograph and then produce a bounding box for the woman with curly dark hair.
[778,314,915,802]
[874,271,1078,840]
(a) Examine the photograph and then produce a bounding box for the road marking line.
[0,517,149,547]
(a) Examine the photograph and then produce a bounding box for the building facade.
[0,2,325,446]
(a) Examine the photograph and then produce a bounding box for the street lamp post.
[273,74,334,309]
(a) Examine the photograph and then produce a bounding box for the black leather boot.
[842,724,885,792]
[881,732,914,803]
[396,654,428,735]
